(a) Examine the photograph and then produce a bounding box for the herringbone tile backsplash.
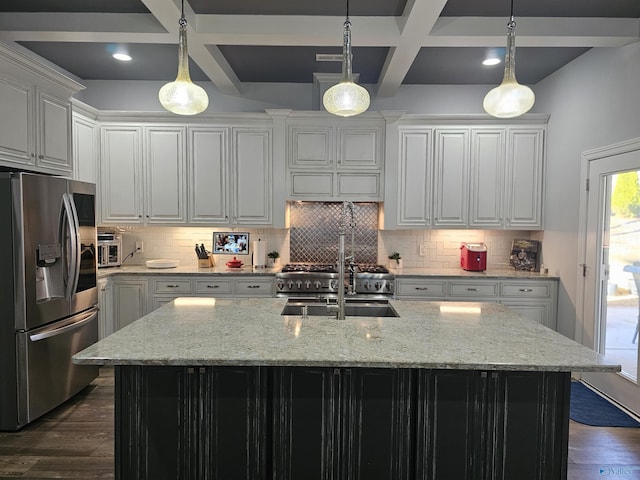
[289,202,378,264]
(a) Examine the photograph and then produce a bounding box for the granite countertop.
[99,265,557,280]
[390,267,559,279]
[74,298,618,372]
[97,265,280,278]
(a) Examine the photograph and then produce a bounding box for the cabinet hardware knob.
[206,285,219,288]
[519,288,534,292]
[415,287,429,291]
[467,288,480,291]
[166,284,180,288]
[31,153,36,158]
[39,154,44,159]
[247,285,260,289]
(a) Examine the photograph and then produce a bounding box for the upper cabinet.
[286,116,384,201]
[0,43,83,175]
[383,115,547,230]
[100,124,187,224]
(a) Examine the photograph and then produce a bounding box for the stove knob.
[276,280,284,290]
[296,280,302,289]
[375,282,382,290]
[314,280,322,289]
[287,280,294,289]
[305,280,311,289]
[364,281,371,290]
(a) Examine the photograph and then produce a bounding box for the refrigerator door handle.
[61,193,81,300]
[29,307,98,342]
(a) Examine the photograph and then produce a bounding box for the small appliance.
[97,233,122,268]
[460,243,487,272]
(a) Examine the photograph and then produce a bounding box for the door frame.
[577,136,640,414]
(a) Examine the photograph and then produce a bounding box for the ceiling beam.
[140,0,241,95]
[375,0,449,98]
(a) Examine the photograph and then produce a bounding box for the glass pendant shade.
[483,19,535,118]
[323,17,370,117]
[159,17,209,115]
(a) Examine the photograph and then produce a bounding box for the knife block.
[198,255,214,268]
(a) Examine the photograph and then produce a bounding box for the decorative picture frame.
[212,232,250,255]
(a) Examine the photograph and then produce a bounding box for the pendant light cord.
[508,0,515,30]
[180,0,186,26]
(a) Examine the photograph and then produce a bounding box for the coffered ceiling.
[0,0,638,98]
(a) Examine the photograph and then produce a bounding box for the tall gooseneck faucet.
[337,201,357,320]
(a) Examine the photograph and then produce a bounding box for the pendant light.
[322,0,370,117]
[483,0,535,118]
[158,0,209,115]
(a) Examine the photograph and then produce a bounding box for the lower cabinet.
[115,366,570,480]
[97,277,113,340]
[112,278,148,330]
[272,367,413,480]
[395,277,558,329]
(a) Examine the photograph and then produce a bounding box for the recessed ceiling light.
[113,53,132,62]
[483,58,501,66]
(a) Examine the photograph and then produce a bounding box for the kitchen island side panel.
[114,366,570,480]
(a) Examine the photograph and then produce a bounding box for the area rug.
[570,381,640,427]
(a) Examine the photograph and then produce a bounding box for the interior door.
[580,141,640,415]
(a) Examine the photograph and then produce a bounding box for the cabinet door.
[36,90,72,173]
[72,113,98,184]
[433,129,469,227]
[144,126,187,224]
[232,128,272,225]
[97,278,113,340]
[336,126,382,169]
[288,125,333,168]
[415,370,486,480]
[501,301,556,329]
[273,367,338,480]
[469,129,505,228]
[113,279,148,330]
[188,127,229,224]
[397,129,432,226]
[505,128,544,229]
[0,76,34,166]
[343,369,413,480]
[101,125,144,223]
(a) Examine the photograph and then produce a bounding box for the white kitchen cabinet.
[469,129,505,228]
[432,128,470,227]
[188,126,228,224]
[144,126,187,224]
[72,111,99,184]
[0,58,78,175]
[395,128,433,226]
[394,276,558,329]
[188,125,272,226]
[100,124,143,223]
[232,127,272,225]
[100,124,186,224]
[504,128,545,229]
[112,278,149,330]
[97,277,114,340]
[287,117,384,200]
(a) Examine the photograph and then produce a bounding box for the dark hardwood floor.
[1,368,639,479]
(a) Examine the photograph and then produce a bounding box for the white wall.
[534,43,640,338]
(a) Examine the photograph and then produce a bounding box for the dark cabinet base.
[114,366,570,480]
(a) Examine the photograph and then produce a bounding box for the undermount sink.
[281,299,399,318]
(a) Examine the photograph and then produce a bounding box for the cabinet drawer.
[152,278,192,294]
[449,281,499,298]
[395,280,446,299]
[501,282,552,298]
[235,278,274,296]
[193,279,233,294]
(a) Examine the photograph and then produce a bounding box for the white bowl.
[146,259,180,269]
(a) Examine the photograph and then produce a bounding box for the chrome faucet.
[337,201,356,320]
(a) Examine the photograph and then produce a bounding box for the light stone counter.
[97,264,279,278]
[74,297,618,372]
[390,267,558,279]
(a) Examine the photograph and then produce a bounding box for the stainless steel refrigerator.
[0,172,99,431]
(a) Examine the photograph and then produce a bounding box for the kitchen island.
[74,298,619,480]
